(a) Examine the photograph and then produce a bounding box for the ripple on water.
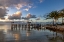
[0,24,64,42]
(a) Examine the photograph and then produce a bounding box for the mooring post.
[22,24,23,28]
[18,24,21,30]
[11,24,13,30]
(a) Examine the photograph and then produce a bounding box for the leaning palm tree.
[59,9,64,24]
[46,11,59,25]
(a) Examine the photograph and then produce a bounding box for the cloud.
[0,17,5,19]
[15,4,23,10]
[22,17,29,20]
[8,11,22,19]
[31,15,36,18]
[26,13,36,18]
[0,0,33,10]
[22,13,36,20]
[23,8,29,11]
[23,5,32,11]
[39,0,43,3]
[0,0,42,10]
[28,6,32,8]
[0,0,43,19]
[36,17,40,20]
[26,13,31,18]
[0,8,7,18]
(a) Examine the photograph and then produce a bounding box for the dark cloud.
[31,15,36,18]
[0,17,5,19]
[26,13,36,18]
[22,13,36,20]
[8,16,21,19]
[36,17,40,20]
[22,17,29,20]
[0,8,7,18]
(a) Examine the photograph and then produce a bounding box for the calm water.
[0,24,64,42]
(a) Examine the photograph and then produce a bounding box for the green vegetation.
[59,9,64,24]
[45,9,64,25]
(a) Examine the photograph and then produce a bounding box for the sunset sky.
[0,0,64,22]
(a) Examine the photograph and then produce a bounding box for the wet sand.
[0,24,64,42]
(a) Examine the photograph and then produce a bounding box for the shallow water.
[0,24,64,42]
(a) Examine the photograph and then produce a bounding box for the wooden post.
[15,24,17,30]
[18,24,21,30]
[11,24,13,30]
[22,24,23,29]
[28,23,30,31]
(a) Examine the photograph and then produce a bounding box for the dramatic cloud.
[0,8,7,18]
[0,0,32,10]
[0,0,42,10]
[0,0,43,19]
[8,11,22,19]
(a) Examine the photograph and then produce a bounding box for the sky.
[0,0,64,22]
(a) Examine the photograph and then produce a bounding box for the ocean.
[0,22,64,42]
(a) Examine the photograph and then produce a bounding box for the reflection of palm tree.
[46,11,59,25]
[48,36,62,42]
[46,35,63,42]
[45,31,64,42]
[62,32,64,39]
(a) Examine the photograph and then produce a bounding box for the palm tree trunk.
[53,19,57,25]
[55,19,57,27]
[62,17,63,24]
[53,19,54,25]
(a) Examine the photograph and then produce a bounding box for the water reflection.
[13,33,20,40]
[26,31,30,37]
[0,24,64,42]
[0,30,5,42]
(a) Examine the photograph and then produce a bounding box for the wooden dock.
[11,23,43,30]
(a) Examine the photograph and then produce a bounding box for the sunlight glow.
[4,16,9,20]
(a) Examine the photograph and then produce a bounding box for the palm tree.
[46,11,59,25]
[59,9,64,24]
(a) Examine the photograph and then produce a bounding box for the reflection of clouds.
[13,33,20,40]
[0,28,8,33]
[5,33,14,41]
[0,25,10,33]
[26,31,31,37]
[26,32,30,37]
